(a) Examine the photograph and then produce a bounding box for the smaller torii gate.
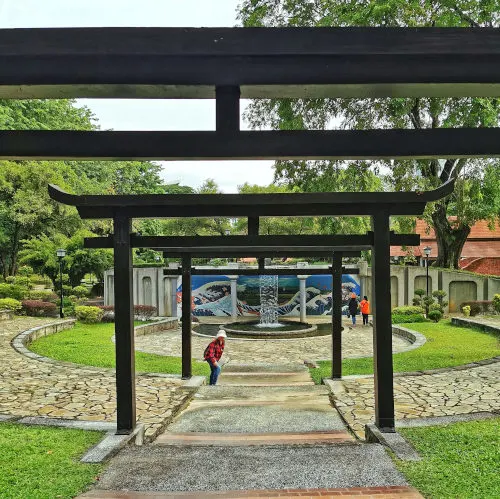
[49,181,453,435]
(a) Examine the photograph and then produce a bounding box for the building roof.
[391,219,500,259]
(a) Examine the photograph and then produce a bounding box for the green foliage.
[27,290,58,302]
[460,300,494,316]
[397,420,500,499]
[71,285,90,298]
[427,309,443,322]
[0,423,103,499]
[0,283,29,300]
[461,305,471,317]
[392,313,428,324]
[392,306,425,315]
[30,322,210,377]
[0,298,22,312]
[238,0,500,269]
[493,294,500,313]
[75,306,103,324]
[309,320,500,383]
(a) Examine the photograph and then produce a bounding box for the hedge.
[75,306,104,324]
[22,300,58,317]
[459,301,494,317]
[392,306,425,316]
[0,298,22,312]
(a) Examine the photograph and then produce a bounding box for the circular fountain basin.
[222,319,319,339]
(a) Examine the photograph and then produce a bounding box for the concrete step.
[154,430,355,446]
[79,486,423,498]
[218,371,314,386]
[223,363,308,373]
[81,444,412,493]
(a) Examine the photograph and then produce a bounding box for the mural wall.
[177,274,361,317]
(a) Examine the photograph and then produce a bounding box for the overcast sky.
[0,0,276,192]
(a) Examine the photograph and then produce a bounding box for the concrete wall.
[104,263,500,316]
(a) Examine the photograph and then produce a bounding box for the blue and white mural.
[177,274,360,317]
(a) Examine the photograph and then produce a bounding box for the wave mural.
[177,274,360,317]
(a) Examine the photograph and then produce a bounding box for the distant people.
[360,296,370,326]
[203,329,227,385]
[347,293,359,327]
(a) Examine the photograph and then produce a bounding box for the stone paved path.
[0,318,194,441]
[88,365,418,498]
[332,362,500,438]
[135,321,411,364]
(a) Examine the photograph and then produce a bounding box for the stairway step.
[155,430,355,446]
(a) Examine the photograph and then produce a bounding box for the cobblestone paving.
[0,318,193,441]
[334,362,500,438]
[135,322,411,365]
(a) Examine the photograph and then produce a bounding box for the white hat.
[216,329,227,338]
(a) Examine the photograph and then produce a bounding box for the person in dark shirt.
[347,293,359,327]
[203,329,226,385]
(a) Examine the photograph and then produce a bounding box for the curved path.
[135,321,412,364]
[0,318,193,441]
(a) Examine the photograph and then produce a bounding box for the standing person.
[360,295,370,326]
[204,329,227,385]
[347,293,359,327]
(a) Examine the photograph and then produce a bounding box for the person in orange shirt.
[360,296,370,326]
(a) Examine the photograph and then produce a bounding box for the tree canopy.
[238,0,500,268]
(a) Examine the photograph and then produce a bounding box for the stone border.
[451,316,500,335]
[365,424,421,461]
[396,410,499,428]
[135,317,178,336]
[391,325,426,352]
[0,308,14,321]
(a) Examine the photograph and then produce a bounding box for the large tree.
[238,0,500,268]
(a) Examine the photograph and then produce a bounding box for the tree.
[238,0,500,268]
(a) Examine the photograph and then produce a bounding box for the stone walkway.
[86,365,420,498]
[135,321,411,364]
[0,318,194,441]
[332,362,500,438]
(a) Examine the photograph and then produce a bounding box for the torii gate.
[2,26,498,436]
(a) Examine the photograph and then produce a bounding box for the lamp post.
[423,246,432,297]
[56,248,66,318]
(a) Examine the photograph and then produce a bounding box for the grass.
[0,423,104,499]
[310,320,500,383]
[30,322,210,378]
[395,419,500,498]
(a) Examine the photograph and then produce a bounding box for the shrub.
[71,285,90,298]
[432,289,448,313]
[493,294,500,314]
[460,301,493,317]
[27,290,58,302]
[99,305,115,322]
[0,298,22,312]
[22,300,58,317]
[462,305,471,317]
[0,283,29,300]
[392,313,429,324]
[429,303,442,312]
[428,309,443,323]
[134,305,157,320]
[17,265,34,277]
[392,306,425,316]
[75,305,104,324]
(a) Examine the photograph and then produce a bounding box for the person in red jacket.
[203,329,227,385]
[360,296,370,326]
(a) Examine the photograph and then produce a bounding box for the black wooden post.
[371,213,395,432]
[332,253,343,379]
[113,214,136,434]
[181,253,192,379]
[216,86,240,133]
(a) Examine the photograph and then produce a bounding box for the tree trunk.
[8,226,21,276]
[431,205,470,269]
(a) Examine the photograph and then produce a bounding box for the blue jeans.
[351,314,356,325]
[208,362,221,385]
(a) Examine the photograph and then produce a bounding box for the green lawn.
[0,423,104,499]
[30,322,210,378]
[310,320,500,383]
[396,419,500,499]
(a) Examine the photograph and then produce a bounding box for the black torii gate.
[48,182,452,436]
[2,26,498,436]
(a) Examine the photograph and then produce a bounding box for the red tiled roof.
[391,219,500,259]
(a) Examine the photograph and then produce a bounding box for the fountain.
[222,273,320,339]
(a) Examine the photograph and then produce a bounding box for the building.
[391,219,500,276]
